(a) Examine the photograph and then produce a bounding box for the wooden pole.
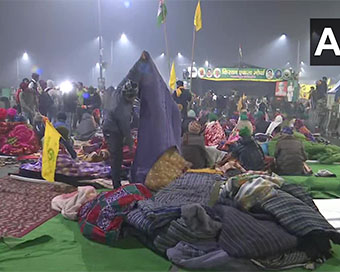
[189,27,196,93]
[163,21,171,75]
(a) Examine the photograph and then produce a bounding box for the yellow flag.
[194,1,202,32]
[169,61,176,90]
[42,120,61,182]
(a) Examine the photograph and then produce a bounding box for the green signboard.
[191,67,285,82]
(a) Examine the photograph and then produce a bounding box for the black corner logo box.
[311,19,340,66]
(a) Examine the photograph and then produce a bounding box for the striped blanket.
[126,173,222,235]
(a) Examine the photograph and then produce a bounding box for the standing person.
[216,95,227,116]
[310,86,318,110]
[172,80,192,119]
[258,97,268,114]
[254,111,270,134]
[19,80,39,124]
[62,83,78,133]
[15,78,30,113]
[74,82,86,127]
[83,86,102,112]
[103,79,138,188]
[316,77,328,100]
[28,73,40,93]
[38,80,54,118]
[45,80,57,122]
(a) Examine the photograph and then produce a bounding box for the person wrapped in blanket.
[228,126,265,171]
[274,126,308,175]
[103,79,138,189]
[181,118,209,169]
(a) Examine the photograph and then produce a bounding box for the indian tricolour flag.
[157,0,167,25]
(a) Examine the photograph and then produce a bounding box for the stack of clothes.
[78,171,340,271]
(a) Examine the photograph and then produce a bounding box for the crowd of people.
[0,71,335,188]
[173,78,331,178]
[10,73,103,141]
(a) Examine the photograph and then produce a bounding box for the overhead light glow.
[60,81,73,94]
[300,61,304,65]
[177,52,182,57]
[205,60,209,66]
[160,53,165,57]
[22,52,29,61]
[96,62,100,69]
[124,0,130,8]
[120,33,128,44]
[280,34,287,40]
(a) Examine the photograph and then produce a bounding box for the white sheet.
[314,199,340,231]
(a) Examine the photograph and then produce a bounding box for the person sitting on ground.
[181,120,209,169]
[230,126,265,171]
[274,126,308,175]
[266,110,283,136]
[254,111,270,134]
[54,112,68,130]
[182,109,197,136]
[75,110,98,141]
[234,110,253,135]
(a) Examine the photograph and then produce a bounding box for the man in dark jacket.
[63,83,78,132]
[230,126,265,171]
[103,79,138,188]
[172,80,192,119]
[274,127,307,175]
[254,111,270,134]
[38,80,54,117]
[84,86,102,111]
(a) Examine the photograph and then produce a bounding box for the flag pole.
[189,27,196,93]
[163,21,171,76]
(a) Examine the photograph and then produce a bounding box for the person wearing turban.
[230,126,265,171]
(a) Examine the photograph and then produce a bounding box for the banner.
[191,67,284,82]
[299,84,314,99]
[275,81,288,97]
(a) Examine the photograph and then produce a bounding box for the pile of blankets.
[0,122,40,155]
[76,171,340,270]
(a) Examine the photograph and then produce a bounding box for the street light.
[17,51,31,84]
[177,52,183,58]
[120,33,128,44]
[205,60,209,66]
[279,33,301,72]
[22,52,29,61]
[160,53,165,57]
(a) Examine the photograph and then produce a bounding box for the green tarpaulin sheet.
[283,163,340,199]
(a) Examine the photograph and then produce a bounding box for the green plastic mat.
[283,163,340,199]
